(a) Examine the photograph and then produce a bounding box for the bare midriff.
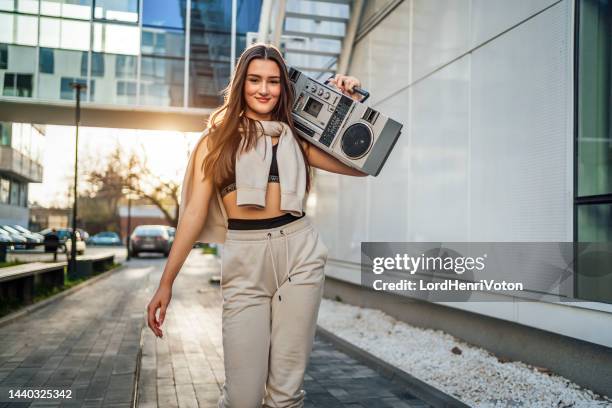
[221,137,285,220]
[222,183,285,219]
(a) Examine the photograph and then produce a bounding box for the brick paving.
[0,250,433,407]
[303,338,430,408]
[0,258,150,407]
[137,251,432,408]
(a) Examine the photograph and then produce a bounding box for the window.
[80,51,87,76]
[12,14,38,46]
[0,43,7,69]
[0,122,11,145]
[576,0,612,304]
[115,54,137,78]
[4,74,14,95]
[39,47,54,74]
[116,80,136,96]
[81,52,105,77]
[10,179,19,206]
[143,0,184,29]
[93,22,139,55]
[0,178,9,204]
[15,73,31,96]
[188,0,262,108]
[578,1,612,198]
[88,78,95,100]
[17,0,38,14]
[0,1,13,11]
[236,0,262,34]
[116,80,137,104]
[40,0,91,19]
[19,181,27,206]
[2,73,32,97]
[140,56,184,107]
[39,17,90,50]
[94,0,138,23]
[141,28,185,58]
[60,77,87,100]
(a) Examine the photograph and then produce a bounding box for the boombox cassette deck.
[288,67,403,177]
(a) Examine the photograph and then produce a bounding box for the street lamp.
[69,81,86,276]
[125,191,136,260]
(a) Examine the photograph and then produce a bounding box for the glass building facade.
[575,0,612,303]
[0,0,262,108]
[0,121,44,218]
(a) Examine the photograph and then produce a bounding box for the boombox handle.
[324,75,370,103]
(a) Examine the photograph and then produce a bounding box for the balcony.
[0,145,43,183]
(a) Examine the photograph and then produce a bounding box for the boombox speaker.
[288,67,403,177]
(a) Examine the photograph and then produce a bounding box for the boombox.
[288,67,403,176]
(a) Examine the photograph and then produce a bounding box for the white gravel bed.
[317,298,612,408]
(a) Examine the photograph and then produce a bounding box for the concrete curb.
[132,323,145,408]
[315,325,470,408]
[0,262,128,328]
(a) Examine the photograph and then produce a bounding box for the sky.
[28,125,201,208]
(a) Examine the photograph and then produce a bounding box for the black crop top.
[220,142,280,197]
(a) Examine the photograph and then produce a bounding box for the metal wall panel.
[470,0,572,241]
[471,0,560,47]
[312,0,607,344]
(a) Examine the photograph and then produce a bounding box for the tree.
[80,146,125,234]
[123,153,181,227]
[83,139,183,229]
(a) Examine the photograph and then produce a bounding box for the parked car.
[42,228,86,255]
[12,225,45,243]
[88,231,121,246]
[3,225,42,249]
[130,225,172,257]
[166,227,175,247]
[0,226,28,249]
[0,232,14,251]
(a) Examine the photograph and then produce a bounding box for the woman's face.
[243,58,281,121]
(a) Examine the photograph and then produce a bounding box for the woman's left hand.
[327,74,364,102]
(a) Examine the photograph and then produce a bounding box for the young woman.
[146,43,367,407]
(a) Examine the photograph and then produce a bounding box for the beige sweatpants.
[217,215,328,408]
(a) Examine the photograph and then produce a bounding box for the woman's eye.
[249,79,279,84]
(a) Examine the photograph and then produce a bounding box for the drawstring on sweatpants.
[266,229,290,302]
[282,230,292,283]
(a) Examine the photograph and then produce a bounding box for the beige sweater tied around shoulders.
[177,120,308,244]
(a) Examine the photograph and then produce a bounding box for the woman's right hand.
[147,284,172,338]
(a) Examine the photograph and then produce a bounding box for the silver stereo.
[288,67,403,177]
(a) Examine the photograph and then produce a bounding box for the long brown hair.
[200,43,312,193]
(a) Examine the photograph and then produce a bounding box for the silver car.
[4,225,42,249]
[130,225,172,257]
[0,226,27,249]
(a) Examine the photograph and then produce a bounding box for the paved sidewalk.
[304,337,430,407]
[137,251,432,408]
[0,261,151,407]
[0,250,432,407]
